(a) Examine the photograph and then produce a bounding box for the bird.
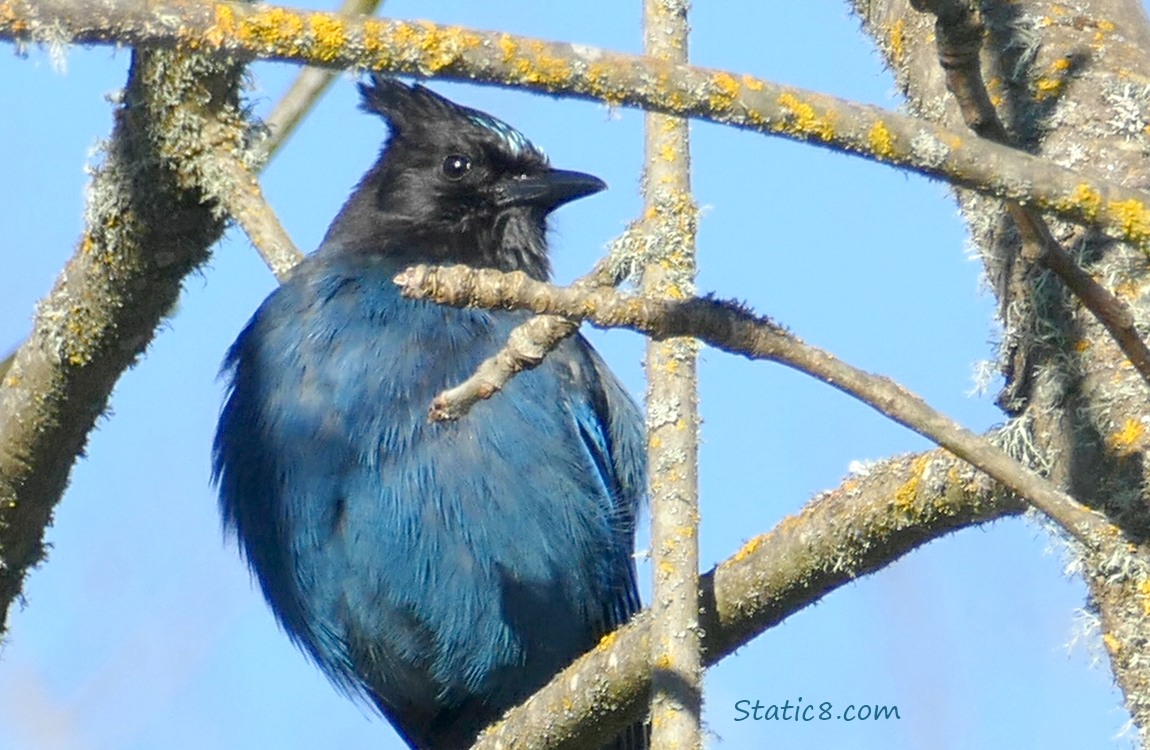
[212,75,647,750]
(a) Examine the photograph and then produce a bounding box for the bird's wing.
[565,337,646,632]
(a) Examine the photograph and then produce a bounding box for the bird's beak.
[496,168,607,211]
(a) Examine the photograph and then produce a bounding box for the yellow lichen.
[1073,338,1091,352]
[987,76,1003,107]
[1103,632,1121,653]
[868,120,894,159]
[1110,419,1145,453]
[1034,75,1063,101]
[946,464,963,492]
[502,39,572,86]
[585,61,626,106]
[741,74,764,92]
[308,14,346,62]
[776,91,835,142]
[360,18,391,60]
[1034,55,1073,100]
[732,534,766,563]
[1115,281,1141,299]
[395,21,478,73]
[1109,199,1150,245]
[237,6,305,51]
[205,3,236,47]
[1138,579,1150,615]
[390,21,422,60]
[0,1,26,34]
[498,34,518,62]
[709,72,741,112]
[894,455,931,510]
[1060,183,1103,221]
[888,17,906,65]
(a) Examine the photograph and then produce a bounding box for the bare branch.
[472,449,1023,749]
[395,264,1120,548]
[6,0,1150,247]
[427,257,623,422]
[207,125,302,280]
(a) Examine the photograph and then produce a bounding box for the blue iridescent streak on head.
[466,110,544,160]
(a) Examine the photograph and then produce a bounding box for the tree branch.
[5,0,1150,247]
[0,49,247,633]
[207,126,302,280]
[395,264,1120,549]
[848,2,1150,737]
[427,254,626,422]
[911,0,1150,389]
[640,0,701,746]
[471,448,1023,749]
[256,0,384,161]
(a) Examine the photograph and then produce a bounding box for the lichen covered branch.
[427,255,625,422]
[911,0,1150,388]
[471,449,1022,749]
[0,49,246,633]
[639,0,702,746]
[5,0,1150,246]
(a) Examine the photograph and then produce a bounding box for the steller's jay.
[212,76,647,749]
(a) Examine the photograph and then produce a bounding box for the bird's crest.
[358,74,543,160]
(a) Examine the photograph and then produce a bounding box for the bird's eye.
[441,154,472,181]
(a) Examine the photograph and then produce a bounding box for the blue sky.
[0,1,1136,748]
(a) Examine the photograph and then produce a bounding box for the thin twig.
[207,123,303,280]
[395,264,1120,549]
[427,257,621,421]
[911,0,1150,388]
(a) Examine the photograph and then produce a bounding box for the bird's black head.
[319,75,606,280]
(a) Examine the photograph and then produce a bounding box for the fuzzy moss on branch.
[472,449,1022,749]
[6,0,1150,247]
[395,264,1120,550]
